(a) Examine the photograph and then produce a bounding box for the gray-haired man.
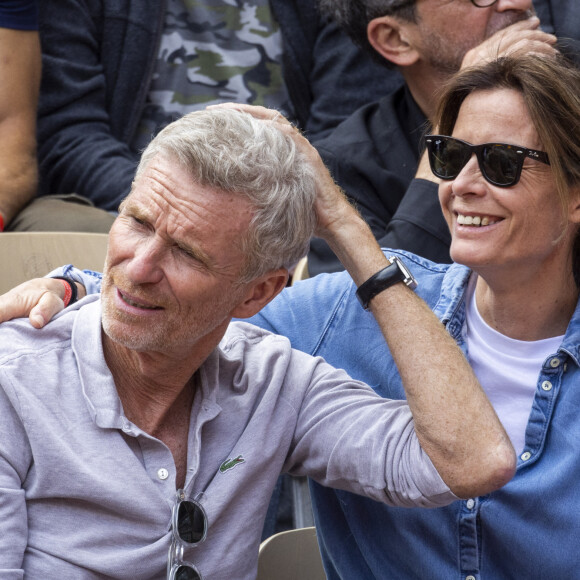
[0,107,514,578]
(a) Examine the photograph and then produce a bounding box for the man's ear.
[367,15,420,68]
[231,268,289,319]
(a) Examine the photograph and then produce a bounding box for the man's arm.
[36,0,139,210]
[0,27,40,228]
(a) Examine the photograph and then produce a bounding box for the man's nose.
[125,238,165,285]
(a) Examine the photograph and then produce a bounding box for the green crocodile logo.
[219,455,245,473]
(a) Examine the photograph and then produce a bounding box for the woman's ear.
[367,15,420,68]
[568,187,580,225]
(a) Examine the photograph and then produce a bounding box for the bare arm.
[0,27,41,227]
[316,185,515,498]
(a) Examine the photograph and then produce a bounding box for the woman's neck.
[474,268,578,341]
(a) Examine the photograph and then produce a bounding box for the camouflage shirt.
[132,0,290,150]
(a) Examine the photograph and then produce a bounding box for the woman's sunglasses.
[167,489,208,580]
[425,135,550,187]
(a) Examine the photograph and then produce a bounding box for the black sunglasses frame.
[167,489,208,580]
[425,135,550,187]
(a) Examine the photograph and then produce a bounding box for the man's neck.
[102,334,207,434]
[402,64,453,125]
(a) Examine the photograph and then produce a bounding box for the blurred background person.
[34,0,401,216]
[0,0,40,232]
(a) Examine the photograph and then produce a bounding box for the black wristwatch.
[356,256,418,310]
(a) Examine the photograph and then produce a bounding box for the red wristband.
[0,213,4,232]
[60,279,73,307]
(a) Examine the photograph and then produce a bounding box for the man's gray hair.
[136,108,317,283]
[318,0,417,66]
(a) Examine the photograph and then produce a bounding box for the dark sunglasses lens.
[178,501,206,544]
[482,145,519,185]
[430,137,470,179]
[175,565,202,580]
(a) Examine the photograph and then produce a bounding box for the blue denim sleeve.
[47,265,103,296]
[247,270,354,357]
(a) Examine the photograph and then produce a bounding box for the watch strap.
[51,276,79,307]
[355,256,417,310]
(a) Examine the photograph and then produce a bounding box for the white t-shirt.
[465,277,563,454]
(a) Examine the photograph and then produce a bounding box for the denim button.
[549,358,560,368]
[466,499,475,510]
[466,575,476,580]
[541,381,553,391]
[521,452,531,461]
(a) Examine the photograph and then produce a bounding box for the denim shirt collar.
[432,262,471,344]
[433,261,580,368]
[556,297,580,367]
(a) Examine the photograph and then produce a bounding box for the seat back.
[257,526,326,580]
[0,232,108,293]
[291,256,309,285]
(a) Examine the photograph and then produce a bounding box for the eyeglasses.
[389,0,498,10]
[167,489,208,580]
[424,135,550,187]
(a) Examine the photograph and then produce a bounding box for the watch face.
[389,257,418,290]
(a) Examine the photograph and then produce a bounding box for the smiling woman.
[430,54,580,340]
[418,54,580,464]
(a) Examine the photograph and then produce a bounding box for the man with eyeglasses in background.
[308,0,565,276]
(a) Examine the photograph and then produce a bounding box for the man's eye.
[180,247,197,260]
[131,216,146,226]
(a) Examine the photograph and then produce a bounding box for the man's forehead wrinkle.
[132,158,254,281]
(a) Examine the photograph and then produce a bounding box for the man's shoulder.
[0,317,69,366]
[0,296,97,368]
[222,320,290,349]
[213,321,328,401]
[315,90,404,158]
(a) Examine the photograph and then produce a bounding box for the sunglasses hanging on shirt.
[167,489,208,580]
